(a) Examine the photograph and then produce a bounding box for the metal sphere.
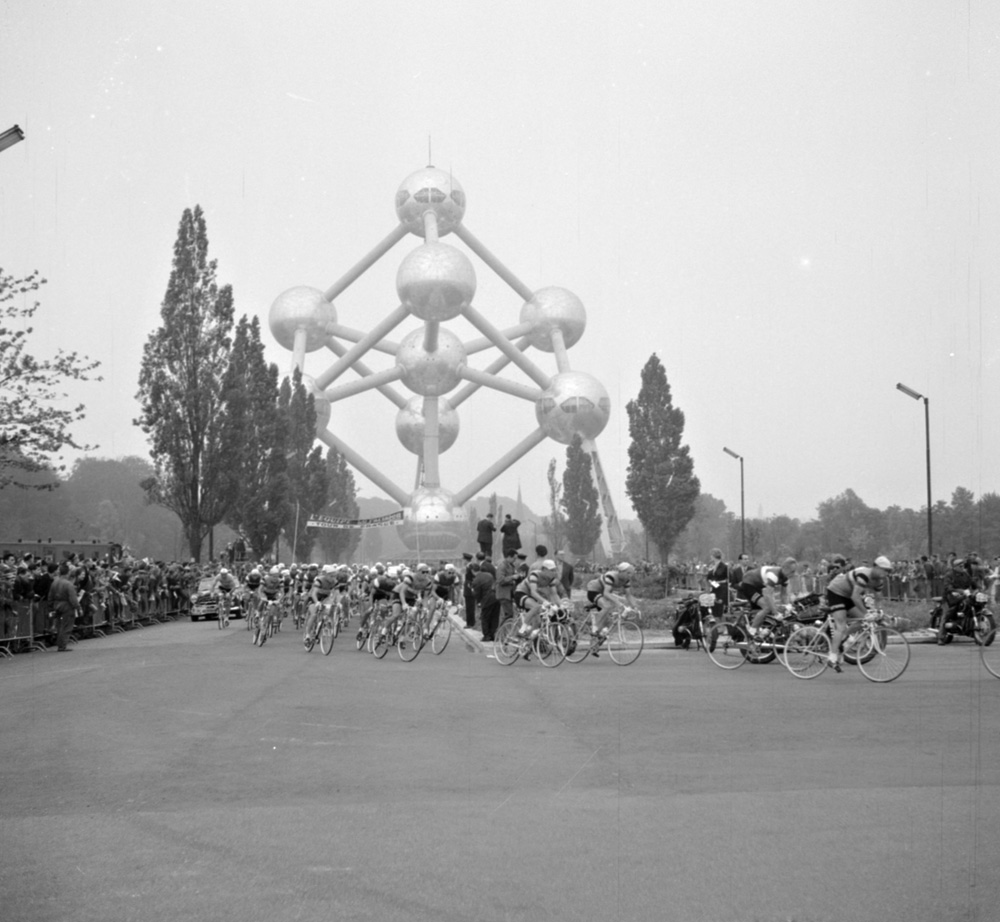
[519,287,586,352]
[397,242,476,322]
[397,486,465,551]
[301,374,332,434]
[394,167,466,237]
[268,286,336,352]
[395,326,466,396]
[535,371,610,444]
[395,396,460,454]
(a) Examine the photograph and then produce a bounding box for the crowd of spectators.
[661,552,1000,602]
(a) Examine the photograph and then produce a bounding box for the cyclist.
[824,556,892,669]
[303,564,338,646]
[736,558,797,634]
[257,566,284,642]
[243,566,263,620]
[332,565,353,628]
[211,567,237,625]
[514,559,564,640]
[364,564,396,632]
[585,561,638,638]
[380,564,434,642]
[431,562,460,614]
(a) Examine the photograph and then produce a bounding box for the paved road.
[1,617,997,922]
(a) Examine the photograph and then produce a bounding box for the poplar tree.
[279,370,329,562]
[135,206,234,560]
[317,446,360,563]
[561,435,602,558]
[625,354,700,563]
[218,315,288,559]
[543,458,567,553]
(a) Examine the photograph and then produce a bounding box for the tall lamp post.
[723,447,745,556]
[896,382,933,556]
[0,125,25,154]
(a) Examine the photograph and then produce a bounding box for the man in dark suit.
[556,550,575,599]
[476,514,496,558]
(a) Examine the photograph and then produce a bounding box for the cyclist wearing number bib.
[737,558,797,632]
[514,560,562,637]
[302,565,337,645]
[585,562,637,636]
[824,556,891,669]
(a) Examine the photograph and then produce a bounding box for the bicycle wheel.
[706,621,749,669]
[981,630,1000,678]
[355,625,369,651]
[855,626,910,682]
[319,616,335,655]
[303,624,317,652]
[974,614,996,646]
[783,625,830,679]
[534,623,566,668]
[608,619,643,665]
[397,613,423,662]
[430,615,452,655]
[372,624,392,659]
[493,619,520,666]
[564,619,593,663]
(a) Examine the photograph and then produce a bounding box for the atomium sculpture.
[268,166,623,554]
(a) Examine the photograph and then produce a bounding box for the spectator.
[47,562,79,652]
[495,548,519,629]
[474,558,498,642]
[555,550,575,599]
[476,514,496,558]
[705,548,729,618]
[463,554,479,629]
[529,544,549,572]
[499,514,522,556]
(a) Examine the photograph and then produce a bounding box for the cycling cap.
[873,555,893,570]
[417,562,431,572]
[617,561,634,572]
[269,566,280,575]
[541,559,557,571]
[219,568,228,576]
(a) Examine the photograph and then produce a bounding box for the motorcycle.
[930,589,996,646]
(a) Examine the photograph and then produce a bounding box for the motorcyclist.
[937,557,977,644]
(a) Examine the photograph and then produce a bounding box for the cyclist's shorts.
[586,589,602,606]
[262,591,281,601]
[824,590,853,613]
[372,589,393,603]
[434,586,452,600]
[736,585,763,609]
[513,590,527,610]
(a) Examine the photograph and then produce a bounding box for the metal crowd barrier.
[0,584,190,659]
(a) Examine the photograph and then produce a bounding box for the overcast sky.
[2,0,998,528]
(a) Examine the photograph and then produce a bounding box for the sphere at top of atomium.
[397,485,465,551]
[520,287,587,352]
[395,326,466,396]
[268,286,336,352]
[536,371,611,444]
[397,242,476,322]
[395,166,466,237]
[300,374,332,434]
[395,395,460,454]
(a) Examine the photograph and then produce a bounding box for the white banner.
[306,511,404,530]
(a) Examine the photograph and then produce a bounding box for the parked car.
[190,577,243,622]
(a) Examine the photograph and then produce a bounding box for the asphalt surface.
[1,615,998,922]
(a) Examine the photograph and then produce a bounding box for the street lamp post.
[0,125,25,154]
[723,447,745,556]
[896,382,933,556]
